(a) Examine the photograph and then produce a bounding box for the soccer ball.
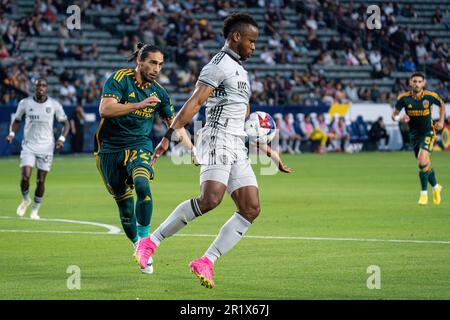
[245,111,277,144]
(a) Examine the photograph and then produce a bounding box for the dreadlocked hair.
[127,42,163,62]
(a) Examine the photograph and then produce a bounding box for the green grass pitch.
[0,152,449,299]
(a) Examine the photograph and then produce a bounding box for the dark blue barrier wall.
[0,103,329,156]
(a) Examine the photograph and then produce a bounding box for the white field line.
[1,216,450,245]
[0,216,121,234]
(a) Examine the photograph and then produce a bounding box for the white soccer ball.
[245,111,277,144]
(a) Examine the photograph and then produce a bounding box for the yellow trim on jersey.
[113,70,123,81]
[117,70,134,82]
[397,91,411,100]
[424,90,445,106]
[102,93,121,102]
[123,150,130,166]
[95,118,105,155]
[430,134,437,150]
[132,168,151,180]
[96,154,114,195]
[113,69,134,82]
[114,189,134,202]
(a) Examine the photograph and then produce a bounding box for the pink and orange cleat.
[189,256,215,289]
[134,237,157,270]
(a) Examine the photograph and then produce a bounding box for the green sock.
[116,197,138,243]
[419,164,429,192]
[134,175,153,239]
[428,168,437,188]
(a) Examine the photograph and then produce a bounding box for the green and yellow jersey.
[394,90,445,137]
[95,68,174,154]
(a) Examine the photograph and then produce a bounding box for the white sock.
[432,184,439,191]
[421,191,428,196]
[32,196,42,211]
[22,190,30,202]
[152,198,201,245]
[204,212,251,264]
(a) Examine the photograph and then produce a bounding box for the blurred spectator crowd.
[0,0,449,108]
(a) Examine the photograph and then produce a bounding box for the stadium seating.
[2,0,448,106]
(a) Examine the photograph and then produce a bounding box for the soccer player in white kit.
[149,13,292,288]
[5,78,70,219]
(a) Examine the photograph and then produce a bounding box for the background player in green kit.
[392,72,446,206]
[95,43,193,273]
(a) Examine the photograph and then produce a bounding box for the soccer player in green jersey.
[392,72,446,206]
[95,43,193,273]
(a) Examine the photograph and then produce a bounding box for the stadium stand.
[0,0,449,155]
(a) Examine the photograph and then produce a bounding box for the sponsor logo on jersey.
[407,109,430,116]
[423,100,429,109]
[132,107,156,118]
[407,104,413,108]
[129,92,136,98]
[238,81,248,91]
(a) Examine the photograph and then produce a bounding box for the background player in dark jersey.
[96,43,193,273]
[392,72,445,206]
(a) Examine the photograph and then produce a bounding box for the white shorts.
[196,130,258,194]
[20,149,53,172]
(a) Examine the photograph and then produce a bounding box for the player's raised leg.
[17,165,32,217]
[30,169,48,219]
[132,165,157,269]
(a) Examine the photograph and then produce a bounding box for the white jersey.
[13,97,67,154]
[197,46,251,137]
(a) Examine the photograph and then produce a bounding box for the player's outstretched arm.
[5,120,20,144]
[99,96,160,118]
[151,83,214,165]
[260,143,293,174]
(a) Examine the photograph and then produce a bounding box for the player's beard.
[412,87,424,94]
[35,92,47,102]
[141,71,155,83]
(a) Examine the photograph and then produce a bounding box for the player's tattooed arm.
[260,143,293,174]
[5,120,20,143]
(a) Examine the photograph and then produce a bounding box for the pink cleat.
[134,237,157,269]
[189,256,215,289]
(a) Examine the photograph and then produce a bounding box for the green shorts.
[412,132,436,158]
[96,148,154,197]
